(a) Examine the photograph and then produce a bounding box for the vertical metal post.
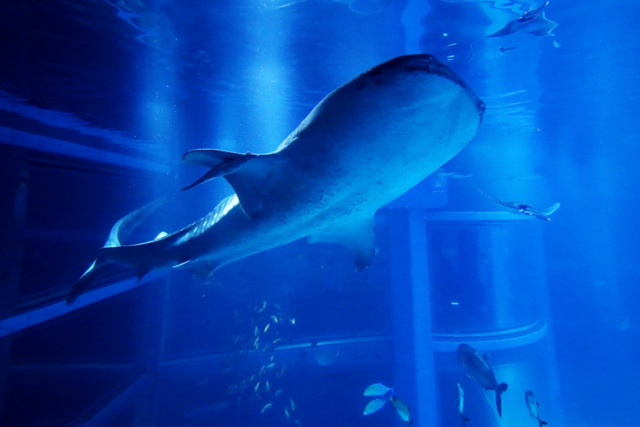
[386,209,437,427]
[0,145,28,420]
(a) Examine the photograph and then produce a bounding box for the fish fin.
[67,198,166,304]
[173,260,191,268]
[495,382,508,417]
[182,149,258,190]
[66,257,111,305]
[540,202,560,216]
[539,420,548,426]
[308,216,377,270]
[154,231,169,240]
[183,149,274,219]
[136,267,151,282]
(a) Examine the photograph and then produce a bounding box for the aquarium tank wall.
[0,0,637,426]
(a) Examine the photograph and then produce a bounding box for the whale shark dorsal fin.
[182,148,271,218]
[182,149,258,190]
[308,216,377,270]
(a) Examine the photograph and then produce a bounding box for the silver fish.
[363,398,386,415]
[457,344,508,417]
[364,383,393,396]
[525,390,548,427]
[390,396,412,424]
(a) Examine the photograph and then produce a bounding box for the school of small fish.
[208,300,303,426]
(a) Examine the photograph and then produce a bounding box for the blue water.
[0,0,638,426]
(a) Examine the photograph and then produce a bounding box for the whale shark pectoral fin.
[308,217,377,271]
[182,149,258,191]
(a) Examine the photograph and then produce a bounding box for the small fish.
[364,383,393,397]
[254,326,259,336]
[254,381,261,393]
[264,323,270,333]
[234,335,241,343]
[290,398,296,412]
[457,343,508,417]
[261,403,273,413]
[274,303,282,311]
[390,396,413,424]
[271,315,279,323]
[258,300,267,313]
[274,389,283,398]
[290,317,296,325]
[363,398,387,415]
[266,363,276,370]
[254,337,260,349]
[457,383,470,426]
[280,365,287,376]
[525,390,548,426]
[285,408,290,420]
[500,46,518,53]
[273,338,282,345]
[266,380,270,392]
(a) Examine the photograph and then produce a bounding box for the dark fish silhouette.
[457,344,508,417]
[500,46,518,53]
[488,1,557,38]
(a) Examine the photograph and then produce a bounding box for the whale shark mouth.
[370,54,486,123]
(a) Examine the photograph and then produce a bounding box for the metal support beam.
[0,126,170,174]
[0,272,165,339]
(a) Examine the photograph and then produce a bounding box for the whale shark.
[67,54,485,304]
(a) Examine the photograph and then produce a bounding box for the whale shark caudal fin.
[307,217,377,271]
[495,382,508,417]
[182,148,272,218]
[66,198,167,305]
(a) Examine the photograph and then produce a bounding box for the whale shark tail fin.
[66,198,166,305]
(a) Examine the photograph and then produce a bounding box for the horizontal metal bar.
[0,271,165,338]
[0,126,170,174]
[158,336,392,378]
[431,321,548,352]
[425,211,533,222]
